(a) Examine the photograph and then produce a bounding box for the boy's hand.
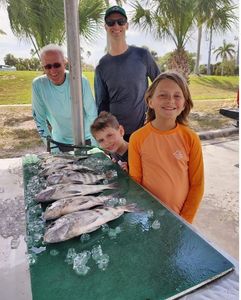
[111,158,128,172]
[117,160,128,172]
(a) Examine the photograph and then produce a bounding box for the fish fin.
[108,182,119,189]
[123,203,142,213]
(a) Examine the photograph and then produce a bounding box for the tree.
[6,0,106,57]
[104,0,126,6]
[130,0,197,80]
[194,0,236,75]
[4,53,17,66]
[213,39,235,75]
[206,2,237,75]
[7,0,65,58]
[0,0,7,34]
[0,29,6,35]
[158,51,196,73]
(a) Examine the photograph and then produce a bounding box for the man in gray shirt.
[94,6,160,141]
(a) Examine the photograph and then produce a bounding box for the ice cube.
[151,220,160,230]
[50,249,59,256]
[91,245,103,261]
[65,248,77,264]
[147,209,154,218]
[97,254,110,271]
[80,233,90,243]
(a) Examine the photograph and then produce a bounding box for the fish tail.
[108,183,119,189]
[123,203,141,213]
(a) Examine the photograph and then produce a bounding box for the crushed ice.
[80,233,91,243]
[50,249,59,256]
[65,244,110,276]
[151,220,161,230]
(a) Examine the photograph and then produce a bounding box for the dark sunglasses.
[43,63,62,70]
[105,18,127,27]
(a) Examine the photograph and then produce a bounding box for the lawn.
[0,70,238,158]
[0,70,239,105]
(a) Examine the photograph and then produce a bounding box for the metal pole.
[64,0,85,146]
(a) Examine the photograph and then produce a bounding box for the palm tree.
[206,3,237,75]
[130,0,197,80]
[0,29,6,35]
[194,0,236,75]
[104,0,126,6]
[213,39,235,75]
[0,0,7,33]
[6,0,106,58]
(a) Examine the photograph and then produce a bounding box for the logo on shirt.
[173,150,184,160]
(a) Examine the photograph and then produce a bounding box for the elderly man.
[32,44,97,151]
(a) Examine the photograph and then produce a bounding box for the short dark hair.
[91,111,120,137]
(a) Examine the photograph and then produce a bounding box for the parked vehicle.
[0,64,16,71]
[219,89,239,127]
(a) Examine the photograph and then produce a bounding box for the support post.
[64,0,85,146]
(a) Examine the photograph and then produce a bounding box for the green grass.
[0,71,239,105]
[189,75,239,100]
[0,71,41,104]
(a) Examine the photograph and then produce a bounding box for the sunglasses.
[105,18,127,27]
[43,63,62,70]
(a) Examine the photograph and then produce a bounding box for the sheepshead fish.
[46,171,107,185]
[44,204,138,243]
[40,155,83,170]
[40,164,97,177]
[35,183,118,202]
[44,195,112,220]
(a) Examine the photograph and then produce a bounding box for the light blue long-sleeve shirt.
[32,71,97,146]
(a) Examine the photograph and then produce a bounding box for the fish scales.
[40,164,97,178]
[47,171,106,185]
[44,204,138,243]
[44,195,112,220]
[35,183,118,202]
[41,154,88,167]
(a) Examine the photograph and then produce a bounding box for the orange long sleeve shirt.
[128,122,204,223]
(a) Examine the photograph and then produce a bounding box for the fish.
[35,183,118,202]
[40,164,97,177]
[38,153,91,176]
[44,195,112,220]
[46,170,107,185]
[40,154,84,168]
[44,204,138,243]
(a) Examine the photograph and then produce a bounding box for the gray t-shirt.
[94,46,160,135]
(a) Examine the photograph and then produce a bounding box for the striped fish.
[46,171,107,185]
[44,195,112,220]
[40,164,97,177]
[35,183,118,202]
[44,204,138,243]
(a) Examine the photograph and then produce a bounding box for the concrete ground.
[194,135,239,260]
[0,158,32,300]
[0,134,239,299]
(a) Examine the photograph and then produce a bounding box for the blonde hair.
[145,71,193,125]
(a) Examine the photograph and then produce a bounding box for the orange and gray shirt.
[128,122,204,223]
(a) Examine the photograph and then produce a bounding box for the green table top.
[23,153,234,300]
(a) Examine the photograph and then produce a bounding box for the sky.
[0,2,239,67]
